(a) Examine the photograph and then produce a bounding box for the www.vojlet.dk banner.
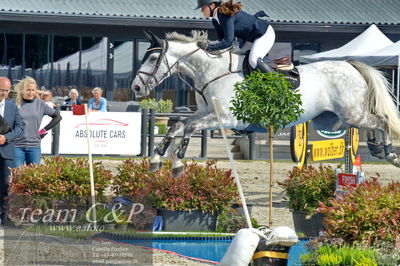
[41,111,141,155]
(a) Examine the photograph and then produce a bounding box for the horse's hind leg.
[366,130,385,159]
[382,132,400,167]
[344,113,400,167]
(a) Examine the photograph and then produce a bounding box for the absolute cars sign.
[41,111,141,155]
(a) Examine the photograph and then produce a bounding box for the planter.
[116,224,128,232]
[159,209,217,232]
[104,223,116,230]
[292,211,324,237]
[155,116,169,126]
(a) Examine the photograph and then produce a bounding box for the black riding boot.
[256,58,273,73]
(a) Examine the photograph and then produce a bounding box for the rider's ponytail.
[219,0,243,16]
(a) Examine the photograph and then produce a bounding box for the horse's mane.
[165,30,208,43]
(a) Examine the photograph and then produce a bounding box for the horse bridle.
[137,39,241,105]
[136,40,200,95]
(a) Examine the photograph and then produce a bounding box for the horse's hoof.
[367,140,385,159]
[172,166,184,178]
[386,153,400,167]
[384,143,394,155]
[370,151,385,159]
[150,162,162,172]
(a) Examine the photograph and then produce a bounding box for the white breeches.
[249,25,275,68]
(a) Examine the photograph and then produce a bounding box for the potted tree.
[278,164,336,237]
[139,98,173,134]
[231,70,303,227]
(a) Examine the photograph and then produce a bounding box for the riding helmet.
[195,0,222,10]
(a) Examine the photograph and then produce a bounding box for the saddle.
[242,53,301,89]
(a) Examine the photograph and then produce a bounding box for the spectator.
[0,77,24,224]
[88,87,107,112]
[13,77,62,167]
[61,88,81,111]
[41,90,56,109]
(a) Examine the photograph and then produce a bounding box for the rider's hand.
[197,40,209,50]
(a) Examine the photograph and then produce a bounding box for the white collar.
[213,9,220,24]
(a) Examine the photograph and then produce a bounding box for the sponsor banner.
[337,173,358,188]
[316,129,346,139]
[42,111,141,155]
[310,139,345,161]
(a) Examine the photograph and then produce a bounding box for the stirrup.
[256,58,273,73]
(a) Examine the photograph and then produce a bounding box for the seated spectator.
[88,87,107,112]
[41,90,56,109]
[61,88,81,111]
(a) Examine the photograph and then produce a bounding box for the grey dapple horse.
[131,31,400,175]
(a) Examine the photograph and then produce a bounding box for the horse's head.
[131,31,171,97]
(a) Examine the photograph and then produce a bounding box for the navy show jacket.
[208,10,270,52]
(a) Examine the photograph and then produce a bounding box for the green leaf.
[231,71,304,131]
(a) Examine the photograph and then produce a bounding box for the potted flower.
[94,206,117,230]
[8,156,112,226]
[278,164,336,236]
[115,211,130,232]
[112,159,239,231]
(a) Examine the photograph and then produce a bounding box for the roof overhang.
[0,13,399,36]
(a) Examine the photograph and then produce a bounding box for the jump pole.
[211,97,252,228]
[83,104,97,224]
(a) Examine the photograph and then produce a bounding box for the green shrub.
[317,178,400,248]
[155,123,168,135]
[156,99,173,113]
[230,71,303,132]
[139,98,157,111]
[301,245,378,266]
[112,158,150,198]
[10,156,112,197]
[216,209,259,233]
[113,159,239,214]
[139,98,173,113]
[278,164,336,214]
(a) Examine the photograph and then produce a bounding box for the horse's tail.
[348,60,400,139]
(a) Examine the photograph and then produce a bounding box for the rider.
[195,0,275,72]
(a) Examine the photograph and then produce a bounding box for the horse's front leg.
[172,113,222,177]
[150,116,200,171]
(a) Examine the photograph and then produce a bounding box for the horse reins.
[137,40,241,105]
[199,50,241,104]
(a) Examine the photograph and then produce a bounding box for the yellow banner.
[310,139,345,161]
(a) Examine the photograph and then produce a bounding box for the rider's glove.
[197,40,209,50]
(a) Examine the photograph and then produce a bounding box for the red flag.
[353,154,362,167]
[72,105,85,115]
